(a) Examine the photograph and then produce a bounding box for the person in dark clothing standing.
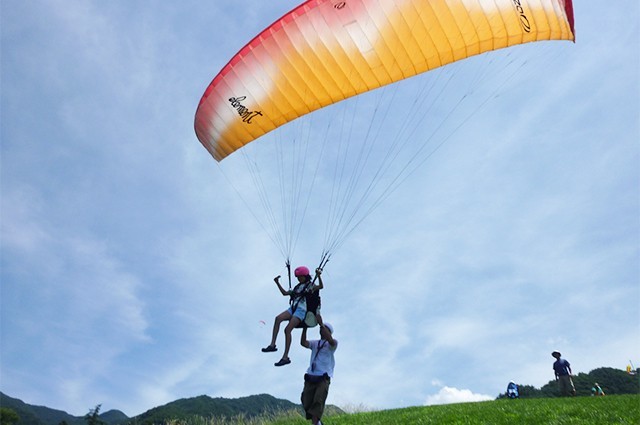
[552,350,576,396]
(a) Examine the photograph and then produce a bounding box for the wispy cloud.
[1,185,150,411]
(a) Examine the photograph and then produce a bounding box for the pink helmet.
[294,266,310,277]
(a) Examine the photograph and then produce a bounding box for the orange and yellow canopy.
[195,0,575,161]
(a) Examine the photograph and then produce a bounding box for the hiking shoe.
[261,345,277,353]
[274,358,291,367]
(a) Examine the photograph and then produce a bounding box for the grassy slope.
[268,394,640,425]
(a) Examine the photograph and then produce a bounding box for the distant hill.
[0,392,343,425]
[0,392,126,425]
[130,394,303,424]
[94,409,129,425]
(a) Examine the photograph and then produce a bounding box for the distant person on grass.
[300,323,337,425]
[591,382,605,396]
[506,381,519,398]
[552,350,576,396]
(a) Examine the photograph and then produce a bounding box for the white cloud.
[425,386,493,406]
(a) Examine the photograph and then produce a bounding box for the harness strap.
[311,340,327,372]
[290,280,314,313]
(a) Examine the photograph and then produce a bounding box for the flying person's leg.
[275,315,302,366]
[262,310,290,352]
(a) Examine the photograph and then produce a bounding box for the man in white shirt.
[300,323,337,425]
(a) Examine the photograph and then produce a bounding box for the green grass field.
[263,394,639,425]
[177,395,639,424]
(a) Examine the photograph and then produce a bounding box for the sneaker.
[261,345,277,353]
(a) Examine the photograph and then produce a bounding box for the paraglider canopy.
[195,0,575,162]
[194,0,575,264]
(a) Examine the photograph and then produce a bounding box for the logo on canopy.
[228,96,263,124]
[511,0,532,33]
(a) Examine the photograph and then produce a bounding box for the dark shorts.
[301,374,330,420]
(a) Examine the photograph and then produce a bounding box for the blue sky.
[1,0,639,417]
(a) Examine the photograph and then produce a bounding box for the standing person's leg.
[301,379,328,424]
[301,381,314,422]
[568,376,576,396]
[310,379,330,424]
[558,376,566,395]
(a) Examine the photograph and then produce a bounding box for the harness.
[289,280,320,327]
[311,340,327,369]
[285,256,329,328]
[289,280,313,313]
[290,280,321,328]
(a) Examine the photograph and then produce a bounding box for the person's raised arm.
[274,275,289,296]
[321,325,337,347]
[313,268,324,292]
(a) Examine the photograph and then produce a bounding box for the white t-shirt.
[305,339,338,378]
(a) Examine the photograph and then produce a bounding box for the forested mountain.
[0,392,126,425]
[0,392,337,425]
[131,394,306,424]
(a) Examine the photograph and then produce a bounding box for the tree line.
[498,367,640,398]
